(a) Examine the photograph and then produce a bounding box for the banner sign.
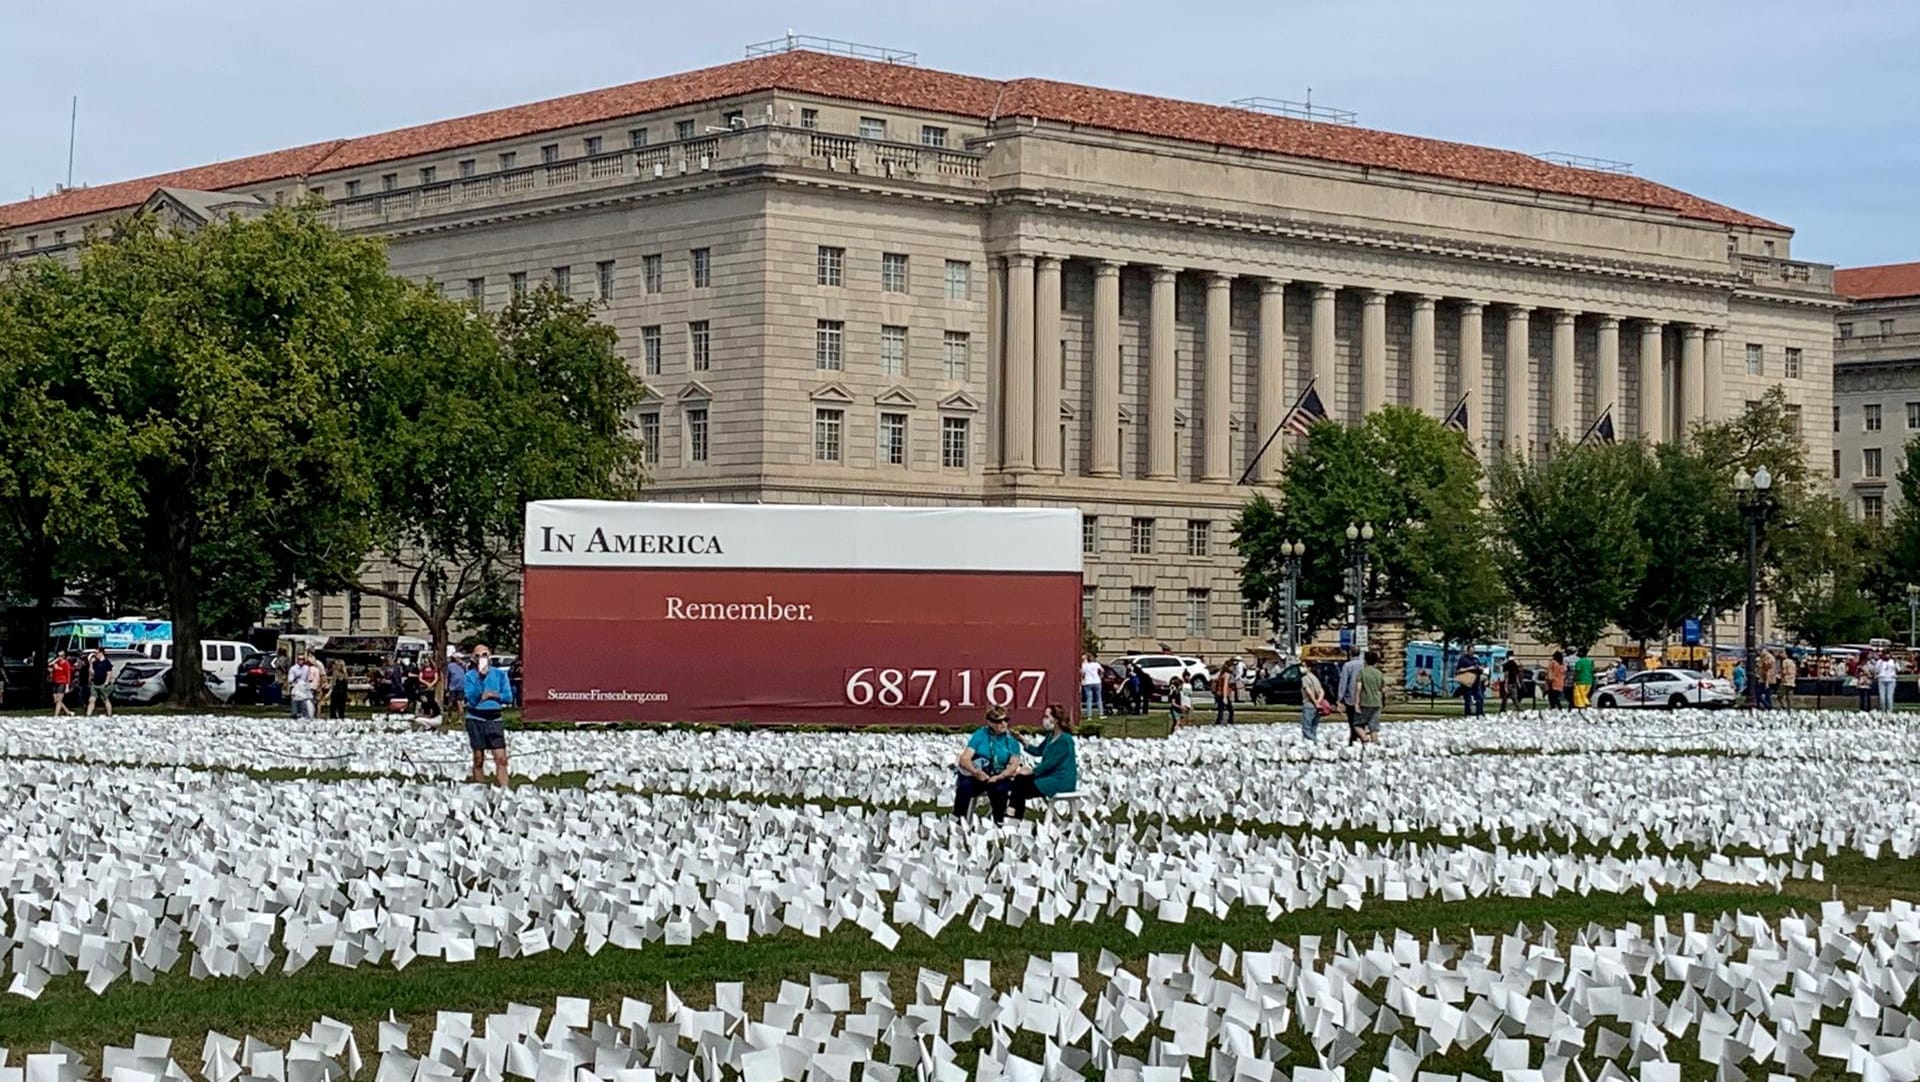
[521,501,1082,724]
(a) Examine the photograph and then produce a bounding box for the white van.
[138,640,254,684]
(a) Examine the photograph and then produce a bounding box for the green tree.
[1689,385,1808,488]
[347,285,646,671]
[1401,496,1509,667]
[1612,442,1745,650]
[64,208,392,703]
[1234,406,1483,641]
[456,581,523,653]
[1773,494,1887,662]
[1874,439,1920,616]
[1489,440,1648,653]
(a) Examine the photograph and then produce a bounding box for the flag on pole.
[1281,383,1329,436]
[1579,404,1617,447]
[1443,394,1469,434]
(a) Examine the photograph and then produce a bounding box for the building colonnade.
[991,253,1728,481]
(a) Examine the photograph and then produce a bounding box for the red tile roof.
[0,50,1782,232]
[1834,262,1920,301]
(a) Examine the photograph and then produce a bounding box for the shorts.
[91,686,111,704]
[465,712,507,751]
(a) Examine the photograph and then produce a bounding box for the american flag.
[1443,395,1469,434]
[1580,405,1617,447]
[1281,384,1329,436]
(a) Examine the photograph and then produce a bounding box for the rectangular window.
[817,245,844,286]
[1082,586,1097,628]
[381,173,397,191]
[466,277,485,305]
[639,413,660,466]
[815,320,844,370]
[1909,402,1920,431]
[1883,319,1896,337]
[879,412,908,466]
[1864,448,1884,479]
[691,247,711,288]
[1130,517,1154,556]
[944,260,971,300]
[1082,516,1098,554]
[1186,520,1210,557]
[813,408,844,462]
[345,180,362,198]
[1745,343,1764,375]
[419,166,437,185]
[686,408,709,463]
[920,125,948,147]
[1784,347,1802,379]
[942,331,970,381]
[458,159,475,178]
[722,110,744,128]
[509,271,527,298]
[1866,404,1882,432]
[1129,588,1155,636]
[541,144,560,164]
[307,186,324,199]
[1185,589,1209,638]
[1785,404,1801,435]
[1834,405,1841,432]
[881,252,909,293]
[689,321,711,371]
[1840,322,1854,339]
[498,151,517,171]
[799,108,818,130]
[584,136,603,156]
[642,326,662,376]
[1833,448,1842,479]
[941,416,969,468]
[551,265,570,295]
[1242,598,1263,637]
[629,127,649,148]
[880,325,907,375]
[675,119,696,140]
[597,260,615,301]
[1864,494,1884,524]
[643,254,663,293]
[858,116,886,140]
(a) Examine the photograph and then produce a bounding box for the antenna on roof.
[744,33,917,65]
[1535,151,1633,175]
[1231,94,1357,126]
[66,96,77,190]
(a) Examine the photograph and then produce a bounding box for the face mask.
[477,656,491,672]
[1041,716,1056,733]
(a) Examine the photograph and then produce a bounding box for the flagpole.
[1236,378,1316,486]
[1577,403,1615,447]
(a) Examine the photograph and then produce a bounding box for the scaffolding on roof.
[1535,151,1634,174]
[745,33,917,65]
[1230,96,1358,126]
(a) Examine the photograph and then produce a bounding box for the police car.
[1592,668,1737,709]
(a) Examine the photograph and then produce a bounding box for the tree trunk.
[30,547,56,709]
[163,490,216,707]
[428,611,451,709]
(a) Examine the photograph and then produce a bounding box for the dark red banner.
[522,567,1081,724]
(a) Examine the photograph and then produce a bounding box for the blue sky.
[3,0,1914,267]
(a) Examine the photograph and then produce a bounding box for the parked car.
[231,650,284,705]
[1247,663,1305,706]
[109,661,232,706]
[1592,668,1736,709]
[1110,655,1211,701]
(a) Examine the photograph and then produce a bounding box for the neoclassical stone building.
[0,45,1842,656]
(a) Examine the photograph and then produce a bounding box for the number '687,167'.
[843,668,1048,713]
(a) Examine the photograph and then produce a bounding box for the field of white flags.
[1,709,1916,1081]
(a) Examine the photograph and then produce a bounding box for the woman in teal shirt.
[952,706,1023,821]
[1011,703,1078,819]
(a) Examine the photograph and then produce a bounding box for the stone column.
[1255,278,1288,483]
[1090,261,1122,477]
[1003,254,1036,471]
[1410,295,1437,415]
[1551,309,1577,440]
[1148,266,1178,480]
[1361,289,1388,415]
[1596,316,1621,426]
[1310,284,1337,420]
[1638,321,1665,442]
[1033,255,1063,473]
[987,257,1005,464]
[1505,306,1532,455]
[1203,272,1233,482]
[1702,328,1725,422]
[1681,324,1706,433]
[1458,300,1485,453]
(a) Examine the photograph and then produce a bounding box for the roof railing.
[1534,151,1634,174]
[1230,96,1358,126]
[745,33,917,65]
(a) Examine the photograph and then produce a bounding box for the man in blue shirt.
[462,643,515,786]
[951,706,1021,822]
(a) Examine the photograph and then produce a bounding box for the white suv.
[1112,654,1211,693]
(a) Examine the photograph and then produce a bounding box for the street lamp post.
[1345,522,1376,653]
[1907,585,1918,650]
[1735,465,1773,709]
[1277,540,1306,661]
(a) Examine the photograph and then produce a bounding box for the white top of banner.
[524,500,1083,572]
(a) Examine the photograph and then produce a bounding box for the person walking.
[1352,650,1385,744]
[1229,657,1247,704]
[1500,655,1523,712]
[1299,663,1328,741]
[444,652,468,724]
[1167,675,1194,730]
[463,644,515,786]
[326,659,351,720]
[1545,652,1567,709]
[1078,654,1105,721]
[1210,665,1235,725]
[287,654,322,721]
[1571,650,1595,710]
[1875,651,1899,712]
[84,649,113,717]
[1337,649,1365,730]
[1455,648,1486,717]
[1756,649,1777,710]
[1851,655,1872,711]
[1777,652,1797,710]
[49,653,74,717]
